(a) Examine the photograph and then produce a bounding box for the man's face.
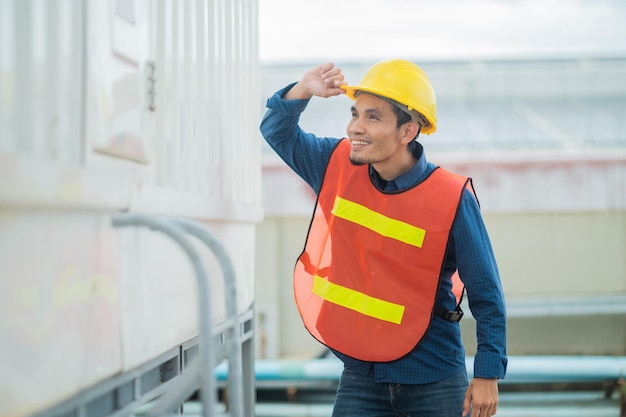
[346,93,410,169]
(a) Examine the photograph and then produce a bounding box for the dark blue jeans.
[332,367,469,417]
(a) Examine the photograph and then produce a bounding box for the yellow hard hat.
[342,59,437,135]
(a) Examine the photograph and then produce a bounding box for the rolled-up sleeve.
[260,84,340,192]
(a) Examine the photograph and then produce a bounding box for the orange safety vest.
[294,139,471,362]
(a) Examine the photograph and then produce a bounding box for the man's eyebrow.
[365,108,384,116]
[351,106,384,116]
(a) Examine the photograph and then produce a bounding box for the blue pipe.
[215,356,626,384]
[500,355,626,384]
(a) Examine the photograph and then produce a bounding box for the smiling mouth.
[350,139,369,147]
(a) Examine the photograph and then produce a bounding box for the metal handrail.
[169,218,243,417]
[112,213,242,417]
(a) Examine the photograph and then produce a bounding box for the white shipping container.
[0,1,261,416]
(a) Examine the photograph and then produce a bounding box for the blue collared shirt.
[260,84,507,383]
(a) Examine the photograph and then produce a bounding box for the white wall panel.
[148,0,261,205]
[0,211,121,417]
[1,0,261,414]
[84,0,152,167]
[0,0,83,163]
[117,225,199,370]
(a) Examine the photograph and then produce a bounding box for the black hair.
[391,104,412,128]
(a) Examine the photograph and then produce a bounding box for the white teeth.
[351,140,368,146]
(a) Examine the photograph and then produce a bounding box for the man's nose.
[348,117,365,134]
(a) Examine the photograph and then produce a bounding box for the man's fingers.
[319,62,335,74]
[318,64,346,95]
[462,392,472,416]
[469,402,498,417]
[326,78,346,89]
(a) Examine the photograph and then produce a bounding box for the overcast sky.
[259,0,626,63]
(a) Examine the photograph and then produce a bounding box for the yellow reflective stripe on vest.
[312,275,405,324]
[331,196,426,248]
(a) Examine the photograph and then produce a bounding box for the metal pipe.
[215,356,626,385]
[111,213,216,417]
[497,356,626,384]
[170,218,244,417]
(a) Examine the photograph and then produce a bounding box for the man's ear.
[401,122,420,144]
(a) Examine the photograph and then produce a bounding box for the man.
[260,59,507,417]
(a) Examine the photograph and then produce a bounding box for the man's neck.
[372,153,418,181]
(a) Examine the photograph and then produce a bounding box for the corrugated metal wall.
[0,1,261,416]
[0,0,84,162]
[0,0,261,206]
[150,0,260,203]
